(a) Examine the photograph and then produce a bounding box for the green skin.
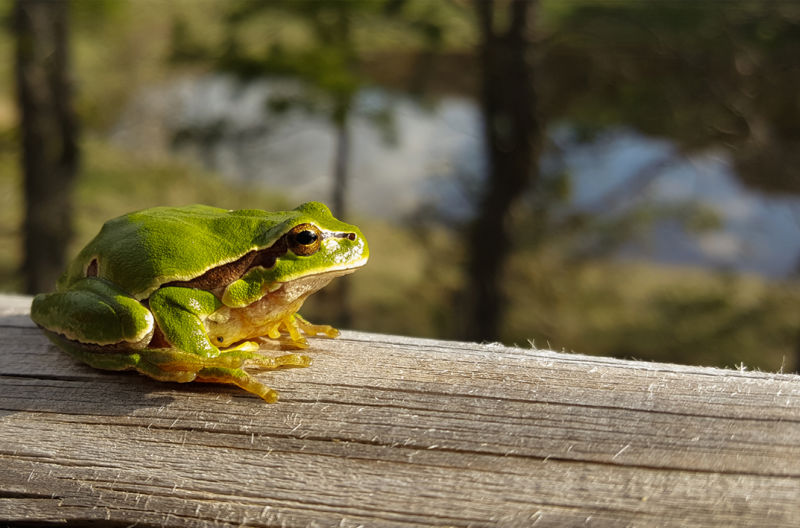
[30,201,369,402]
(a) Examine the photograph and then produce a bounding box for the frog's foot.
[264,313,339,348]
[153,344,311,371]
[216,346,312,371]
[202,352,309,402]
[196,366,280,403]
[242,352,312,371]
[137,351,309,402]
[295,313,339,338]
[265,314,308,348]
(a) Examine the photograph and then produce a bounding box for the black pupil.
[295,230,318,245]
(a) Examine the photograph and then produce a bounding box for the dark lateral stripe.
[161,229,356,291]
[163,237,288,291]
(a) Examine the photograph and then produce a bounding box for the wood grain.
[1,293,799,527]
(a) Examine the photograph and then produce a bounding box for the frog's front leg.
[147,286,224,358]
[147,287,310,401]
[147,287,307,365]
[262,313,339,349]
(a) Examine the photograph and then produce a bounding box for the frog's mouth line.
[276,265,360,289]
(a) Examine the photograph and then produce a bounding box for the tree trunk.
[464,0,541,341]
[15,0,79,294]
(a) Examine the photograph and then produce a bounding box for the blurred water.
[553,126,800,276]
[111,75,479,220]
[111,75,800,277]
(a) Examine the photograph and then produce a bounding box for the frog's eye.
[288,224,322,256]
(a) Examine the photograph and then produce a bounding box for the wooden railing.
[1,293,799,526]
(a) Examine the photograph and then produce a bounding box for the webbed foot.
[148,347,311,402]
[42,329,309,402]
[265,313,339,348]
[194,353,311,402]
[196,366,281,403]
[295,313,339,338]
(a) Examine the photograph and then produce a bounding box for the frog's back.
[59,205,293,299]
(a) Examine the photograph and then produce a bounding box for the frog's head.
[276,201,369,280]
[219,201,369,308]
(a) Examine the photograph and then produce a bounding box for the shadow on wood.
[1,294,799,526]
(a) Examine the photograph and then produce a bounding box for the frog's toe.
[260,312,338,348]
[263,317,309,348]
[196,366,279,403]
[244,352,312,370]
[274,353,312,368]
[274,334,309,349]
[295,313,339,338]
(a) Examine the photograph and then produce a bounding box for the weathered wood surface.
[1,293,799,527]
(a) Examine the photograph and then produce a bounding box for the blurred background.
[4,0,800,371]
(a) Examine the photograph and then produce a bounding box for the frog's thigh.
[44,335,197,385]
[31,278,153,346]
[196,366,279,403]
[148,286,222,358]
[47,334,143,371]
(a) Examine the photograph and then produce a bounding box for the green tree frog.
[30,201,368,402]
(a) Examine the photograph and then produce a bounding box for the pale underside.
[205,268,355,347]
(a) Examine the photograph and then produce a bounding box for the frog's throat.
[204,268,354,346]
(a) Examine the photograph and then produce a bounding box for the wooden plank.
[1,293,799,527]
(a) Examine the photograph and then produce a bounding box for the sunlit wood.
[2,294,799,526]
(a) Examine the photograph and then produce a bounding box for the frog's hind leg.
[138,344,310,399]
[192,338,311,370]
[42,331,143,372]
[195,366,280,403]
[135,353,284,402]
[125,354,294,402]
[196,348,310,402]
[48,336,200,386]
[217,348,312,371]
[135,359,199,384]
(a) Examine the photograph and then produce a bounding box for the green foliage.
[2,0,796,373]
[169,0,462,122]
[540,0,800,195]
[506,254,800,372]
[1,134,795,372]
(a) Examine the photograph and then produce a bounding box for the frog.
[30,201,368,403]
